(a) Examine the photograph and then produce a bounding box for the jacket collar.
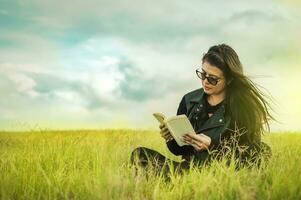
[189,88,227,106]
[197,105,226,132]
[189,88,204,103]
[188,88,228,132]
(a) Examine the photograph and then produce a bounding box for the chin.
[203,88,214,94]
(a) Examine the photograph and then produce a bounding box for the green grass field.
[0,130,300,200]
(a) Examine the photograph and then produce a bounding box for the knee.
[130,146,149,164]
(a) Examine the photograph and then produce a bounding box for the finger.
[162,131,170,138]
[183,138,193,146]
[189,138,206,150]
[183,136,189,141]
[184,133,193,136]
[159,124,165,129]
[184,133,199,140]
[184,140,204,151]
[194,145,203,151]
[164,132,173,141]
[160,131,166,138]
[186,133,209,145]
[184,135,208,150]
[162,131,171,138]
[189,138,200,146]
[183,136,195,145]
[167,135,173,141]
[183,134,194,140]
[162,134,169,140]
[183,134,191,141]
[162,128,169,135]
[162,127,168,132]
[194,141,209,150]
[160,128,168,134]
[185,138,202,150]
[183,139,192,145]
[190,142,201,151]
[196,134,211,146]
[186,133,199,139]
[183,134,197,142]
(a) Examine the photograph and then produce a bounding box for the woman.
[130,44,274,177]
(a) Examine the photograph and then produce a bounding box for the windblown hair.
[202,44,276,144]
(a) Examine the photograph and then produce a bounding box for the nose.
[203,77,209,85]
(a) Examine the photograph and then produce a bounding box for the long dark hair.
[202,44,276,144]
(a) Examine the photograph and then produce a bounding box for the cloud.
[1,0,295,45]
[0,51,182,111]
[7,73,38,97]
[0,0,301,130]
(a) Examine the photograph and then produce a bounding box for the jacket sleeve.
[190,129,224,161]
[206,129,223,150]
[166,95,194,156]
[194,119,232,160]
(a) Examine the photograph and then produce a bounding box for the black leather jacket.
[166,88,272,166]
[167,88,260,161]
[166,88,231,162]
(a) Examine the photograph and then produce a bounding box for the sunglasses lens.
[196,70,219,86]
[200,72,206,80]
[207,77,218,85]
[196,71,204,80]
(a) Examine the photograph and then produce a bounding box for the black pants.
[130,147,192,178]
[130,143,272,179]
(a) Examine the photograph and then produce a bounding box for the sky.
[0,0,300,132]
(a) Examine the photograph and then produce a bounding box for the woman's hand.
[159,123,173,142]
[183,133,212,151]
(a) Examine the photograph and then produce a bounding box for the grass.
[0,129,300,200]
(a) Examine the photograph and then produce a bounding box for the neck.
[207,91,226,106]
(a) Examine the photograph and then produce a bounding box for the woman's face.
[200,61,227,95]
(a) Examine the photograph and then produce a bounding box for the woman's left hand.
[183,133,212,151]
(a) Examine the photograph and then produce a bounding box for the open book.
[153,112,196,146]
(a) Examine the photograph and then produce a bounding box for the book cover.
[153,112,196,146]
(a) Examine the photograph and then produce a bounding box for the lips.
[204,86,211,90]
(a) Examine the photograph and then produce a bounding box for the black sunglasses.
[195,69,222,86]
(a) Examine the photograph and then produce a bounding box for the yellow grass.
[0,129,300,199]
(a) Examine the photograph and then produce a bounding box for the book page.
[164,115,196,146]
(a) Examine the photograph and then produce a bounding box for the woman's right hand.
[159,123,173,142]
